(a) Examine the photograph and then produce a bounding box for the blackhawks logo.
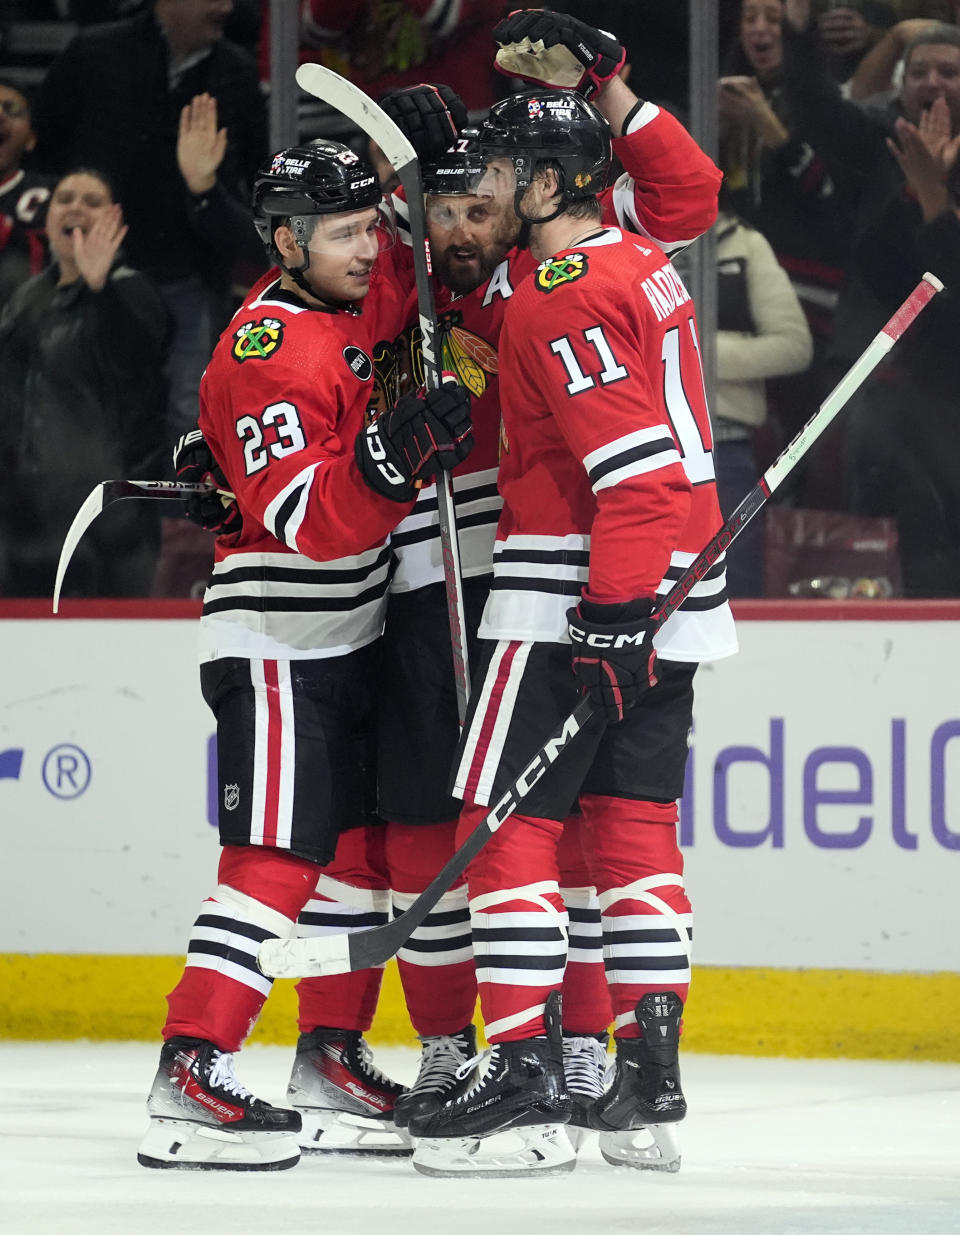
[232,317,284,362]
[536,252,588,293]
[410,310,498,400]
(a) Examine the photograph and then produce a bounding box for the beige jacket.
[715,213,814,429]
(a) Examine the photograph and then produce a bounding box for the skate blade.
[566,1123,594,1154]
[599,1123,681,1173]
[412,1124,577,1178]
[297,1108,413,1156]
[137,1118,301,1171]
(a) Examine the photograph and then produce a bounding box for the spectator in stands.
[849,5,959,101]
[0,169,170,600]
[33,0,268,440]
[781,0,960,594]
[711,198,814,597]
[813,2,897,86]
[0,80,51,312]
[719,0,857,502]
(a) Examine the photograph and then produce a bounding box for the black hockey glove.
[567,596,658,724]
[173,428,242,537]
[494,9,626,99]
[355,384,473,502]
[378,84,468,162]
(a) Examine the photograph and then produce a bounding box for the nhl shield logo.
[223,783,240,812]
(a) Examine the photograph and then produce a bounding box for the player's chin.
[342,270,373,298]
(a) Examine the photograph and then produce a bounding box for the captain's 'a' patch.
[232,318,284,362]
[535,252,588,293]
[343,345,373,381]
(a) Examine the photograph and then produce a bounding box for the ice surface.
[2,1043,959,1235]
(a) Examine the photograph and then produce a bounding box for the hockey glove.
[355,384,473,502]
[494,9,626,99]
[567,596,658,724]
[173,428,242,536]
[378,84,468,161]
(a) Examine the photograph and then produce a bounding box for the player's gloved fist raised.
[173,428,242,537]
[494,9,626,99]
[379,84,468,161]
[355,384,473,503]
[567,596,658,724]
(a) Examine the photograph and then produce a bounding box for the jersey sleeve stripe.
[263,462,320,550]
[612,176,699,257]
[623,100,660,134]
[584,427,681,493]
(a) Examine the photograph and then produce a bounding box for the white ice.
[3,1042,959,1235]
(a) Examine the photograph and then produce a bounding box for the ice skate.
[410,992,575,1177]
[137,1037,301,1171]
[393,1025,479,1129]
[287,1027,413,1155]
[562,1031,609,1151]
[590,992,685,1172]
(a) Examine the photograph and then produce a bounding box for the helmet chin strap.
[513,171,568,241]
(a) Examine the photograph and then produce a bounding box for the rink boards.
[2,598,959,1059]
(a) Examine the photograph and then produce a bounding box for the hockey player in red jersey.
[166,10,729,1165]
[137,140,471,1171]
[407,86,737,1177]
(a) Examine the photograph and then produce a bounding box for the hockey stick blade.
[296,63,417,181]
[296,62,471,722]
[53,480,218,613]
[257,273,943,978]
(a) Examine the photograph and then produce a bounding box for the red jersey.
[196,254,413,663]
[388,102,725,598]
[483,227,737,664]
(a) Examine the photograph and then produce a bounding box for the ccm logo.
[569,626,645,650]
[365,425,406,486]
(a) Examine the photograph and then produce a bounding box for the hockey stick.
[52,479,220,613]
[296,63,472,724]
[258,271,943,979]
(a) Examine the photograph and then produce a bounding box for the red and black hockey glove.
[494,9,626,99]
[355,384,473,502]
[378,84,468,161]
[567,596,658,724]
[173,428,242,536]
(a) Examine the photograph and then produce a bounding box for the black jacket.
[0,264,171,596]
[33,10,267,285]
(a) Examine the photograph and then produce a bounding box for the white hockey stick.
[52,479,220,613]
[296,63,472,723]
[257,271,944,980]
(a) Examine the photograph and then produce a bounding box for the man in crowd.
[33,0,268,438]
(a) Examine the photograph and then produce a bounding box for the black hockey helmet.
[478,90,612,220]
[252,141,382,261]
[422,129,487,196]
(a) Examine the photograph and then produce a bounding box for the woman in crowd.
[0,169,169,598]
[718,0,857,504]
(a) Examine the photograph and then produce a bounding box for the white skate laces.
[413,1035,478,1096]
[450,1046,493,1100]
[354,1037,397,1088]
[562,1036,607,1100]
[207,1050,253,1102]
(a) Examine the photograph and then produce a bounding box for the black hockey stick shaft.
[295,64,471,724]
[258,271,943,979]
